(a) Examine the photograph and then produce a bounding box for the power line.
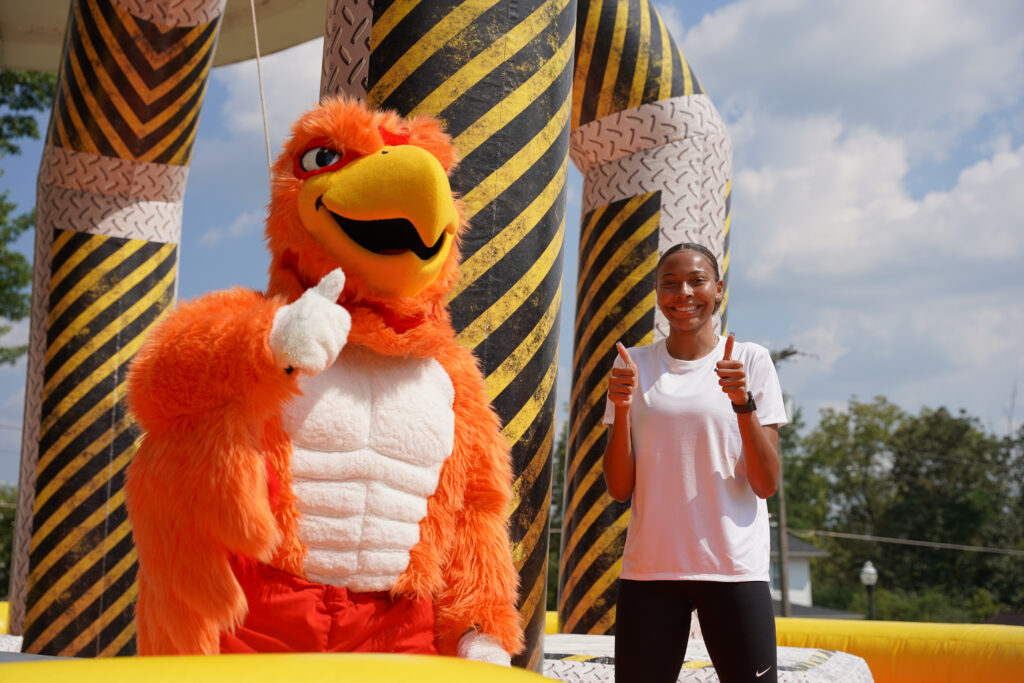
[793,529,1024,557]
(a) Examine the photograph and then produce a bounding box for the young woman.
[603,242,787,683]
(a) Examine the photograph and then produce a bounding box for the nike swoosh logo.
[756,666,772,677]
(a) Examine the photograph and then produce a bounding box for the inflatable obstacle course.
[0,652,550,682]
[776,617,1024,683]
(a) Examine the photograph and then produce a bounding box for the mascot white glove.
[269,268,351,374]
[457,630,511,667]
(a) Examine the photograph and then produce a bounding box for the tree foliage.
[0,483,15,599]
[783,397,1024,621]
[0,69,56,364]
[547,417,568,611]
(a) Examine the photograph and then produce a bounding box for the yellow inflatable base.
[1,652,548,682]
[545,612,1024,682]
[776,617,1024,683]
[4,607,1023,681]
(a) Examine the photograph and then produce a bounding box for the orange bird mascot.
[125,97,523,664]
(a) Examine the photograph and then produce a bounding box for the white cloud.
[678,0,1024,158]
[657,3,687,37]
[727,126,1024,428]
[789,316,850,373]
[176,41,327,294]
[733,114,915,280]
[213,39,325,151]
[0,318,31,348]
[198,211,265,247]
[765,292,1020,433]
[916,142,1024,258]
[731,107,1024,283]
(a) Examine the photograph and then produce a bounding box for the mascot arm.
[128,287,300,423]
[127,412,282,654]
[127,288,299,653]
[127,287,307,556]
[429,344,525,659]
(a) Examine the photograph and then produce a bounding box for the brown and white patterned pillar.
[10,0,225,656]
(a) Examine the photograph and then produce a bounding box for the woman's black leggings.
[614,579,777,683]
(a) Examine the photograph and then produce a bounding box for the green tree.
[788,397,903,608]
[547,418,567,611]
[879,407,1012,597]
[1,69,56,364]
[0,483,15,599]
[782,397,1024,619]
[984,425,1024,607]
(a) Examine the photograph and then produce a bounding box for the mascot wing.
[125,289,296,654]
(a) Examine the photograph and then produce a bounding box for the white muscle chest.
[281,345,455,592]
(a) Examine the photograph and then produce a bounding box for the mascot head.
[265,97,463,318]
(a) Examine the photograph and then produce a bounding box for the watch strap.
[732,391,757,414]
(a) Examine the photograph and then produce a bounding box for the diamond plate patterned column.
[10,0,225,656]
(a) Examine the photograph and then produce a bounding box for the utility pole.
[778,394,794,617]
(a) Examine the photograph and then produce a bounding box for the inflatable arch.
[5,1,1020,681]
[10,0,718,668]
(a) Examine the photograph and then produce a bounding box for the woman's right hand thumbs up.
[608,342,638,409]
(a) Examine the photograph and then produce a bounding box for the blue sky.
[2,0,1023,485]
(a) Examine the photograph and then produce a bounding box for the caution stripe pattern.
[47,0,219,163]
[14,0,220,655]
[22,231,177,656]
[560,0,730,637]
[559,192,659,634]
[365,0,574,670]
[573,0,703,130]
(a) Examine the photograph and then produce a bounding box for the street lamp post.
[860,560,878,620]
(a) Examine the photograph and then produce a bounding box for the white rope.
[249,0,273,174]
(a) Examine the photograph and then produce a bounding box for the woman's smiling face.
[656,248,722,334]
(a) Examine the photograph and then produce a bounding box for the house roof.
[770,531,830,558]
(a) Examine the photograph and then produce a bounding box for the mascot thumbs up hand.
[269,268,351,374]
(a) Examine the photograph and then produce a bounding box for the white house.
[768,524,862,619]
[769,527,827,607]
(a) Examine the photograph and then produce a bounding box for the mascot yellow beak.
[298,145,459,297]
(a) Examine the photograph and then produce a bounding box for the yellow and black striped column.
[10,0,224,656]
[559,0,732,634]
[319,0,574,670]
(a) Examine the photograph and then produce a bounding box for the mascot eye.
[298,146,345,175]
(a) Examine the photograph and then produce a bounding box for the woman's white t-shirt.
[603,335,787,582]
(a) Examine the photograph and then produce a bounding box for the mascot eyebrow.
[378,125,412,147]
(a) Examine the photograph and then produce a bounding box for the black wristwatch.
[732,391,757,414]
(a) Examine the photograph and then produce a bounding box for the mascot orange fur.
[125,97,523,663]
